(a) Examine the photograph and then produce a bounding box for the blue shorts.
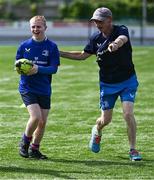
[100,75,138,110]
[21,92,51,109]
[100,87,137,110]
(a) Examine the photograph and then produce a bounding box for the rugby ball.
[15,58,33,75]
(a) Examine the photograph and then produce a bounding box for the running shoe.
[19,139,30,158]
[129,149,142,161]
[89,125,102,153]
[29,147,48,160]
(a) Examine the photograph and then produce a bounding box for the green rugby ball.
[15,58,33,75]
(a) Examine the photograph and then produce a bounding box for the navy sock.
[22,134,32,144]
[130,148,135,152]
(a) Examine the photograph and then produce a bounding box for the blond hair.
[29,15,47,27]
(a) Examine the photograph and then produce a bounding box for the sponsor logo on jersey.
[25,48,30,52]
[34,57,38,61]
[97,43,102,48]
[42,50,49,57]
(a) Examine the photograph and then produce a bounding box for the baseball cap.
[90,7,112,21]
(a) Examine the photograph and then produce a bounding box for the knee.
[123,112,135,125]
[123,112,134,121]
[30,114,42,123]
[96,116,112,129]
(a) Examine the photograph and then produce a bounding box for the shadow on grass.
[0,166,90,179]
[0,158,152,178]
[49,158,152,167]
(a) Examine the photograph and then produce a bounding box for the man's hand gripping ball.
[15,59,33,75]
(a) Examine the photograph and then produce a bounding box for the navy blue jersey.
[84,25,135,83]
[16,38,60,96]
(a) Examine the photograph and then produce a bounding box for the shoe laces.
[33,149,46,157]
[95,135,101,144]
[130,149,139,156]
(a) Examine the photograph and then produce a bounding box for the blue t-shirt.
[16,38,60,96]
[84,25,135,83]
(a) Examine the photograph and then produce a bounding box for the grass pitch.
[0,46,154,179]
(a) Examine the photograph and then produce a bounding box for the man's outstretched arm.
[60,50,92,60]
[108,35,128,52]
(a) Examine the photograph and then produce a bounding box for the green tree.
[13,0,45,16]
[0,0,45,20]
[59,0,154,23]
[59,0,94,20]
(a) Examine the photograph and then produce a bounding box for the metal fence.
[0,21,154,46]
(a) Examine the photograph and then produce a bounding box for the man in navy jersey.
[60,7,142,161]
[16,16,60,159]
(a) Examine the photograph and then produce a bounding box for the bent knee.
[96,117,112,128]
[30,115,42,123]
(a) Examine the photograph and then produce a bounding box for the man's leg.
[89,109,113,153]
[122,102,136,149]
[89,92,118,153]
[97,109,113,132]
[122,101,142,161]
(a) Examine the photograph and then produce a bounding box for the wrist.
[113,41,119,48]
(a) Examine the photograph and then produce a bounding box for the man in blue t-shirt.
[16,15,60,159]
[60,7,141,161]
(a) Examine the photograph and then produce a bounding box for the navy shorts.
[20,92,51,109]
